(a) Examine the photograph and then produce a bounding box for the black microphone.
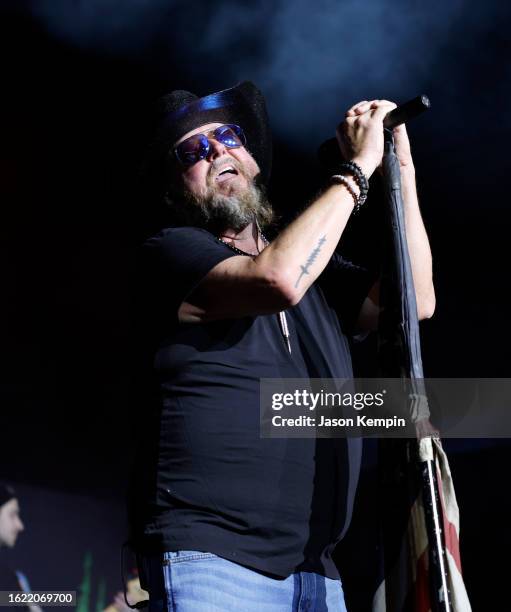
[382,94,430,130]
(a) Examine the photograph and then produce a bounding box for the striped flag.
[372,437,471,612]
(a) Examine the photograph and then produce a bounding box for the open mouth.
[215,165,239,183]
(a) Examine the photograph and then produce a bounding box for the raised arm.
[180,102,411,323]
[351,100,435,331]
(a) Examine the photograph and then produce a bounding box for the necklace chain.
[216,231,269,256]
[215,230,291,355]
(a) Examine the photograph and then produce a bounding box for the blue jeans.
[139,550,348,612]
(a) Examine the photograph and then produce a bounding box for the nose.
[206,137,228,160]
[17,518,24,532]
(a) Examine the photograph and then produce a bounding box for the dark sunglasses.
[173,124,246,167]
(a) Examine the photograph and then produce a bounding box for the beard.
[165,161,275,233]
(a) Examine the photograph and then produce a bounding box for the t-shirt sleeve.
[318,251,379,335]
[138,226,237,327]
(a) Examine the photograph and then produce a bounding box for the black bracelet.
[338,161,369,209]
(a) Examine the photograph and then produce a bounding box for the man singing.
[129,82,435,611]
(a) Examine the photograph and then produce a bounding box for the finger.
[393,122,408,136]
[370,99,397,108]
[370,100,397,113]
[352,100,385,116]
[339,116,358,130]
[345,100,369,117]
[348,99,392,119]
[370,103,393,123]
[354,101,375,115]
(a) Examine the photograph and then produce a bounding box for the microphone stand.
[318,96,469,610]
[378,126,452,612]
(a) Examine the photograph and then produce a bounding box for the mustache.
[207,157,245,181]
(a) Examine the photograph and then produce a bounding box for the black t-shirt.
[0,562,29,612]
[129,226,375,580]
[0,561,20,591]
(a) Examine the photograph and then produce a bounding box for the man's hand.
[337,99,415,173]
[336,99,387,177]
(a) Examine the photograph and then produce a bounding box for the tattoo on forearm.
[295,235,327,288]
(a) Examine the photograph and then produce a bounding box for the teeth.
[218,166,234,175]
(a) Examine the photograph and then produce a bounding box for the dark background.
[0,0,510,609]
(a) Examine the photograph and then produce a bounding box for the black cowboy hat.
[0,483,15,508]
[142,81,272,192]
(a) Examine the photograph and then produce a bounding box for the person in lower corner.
[0,483,43,612]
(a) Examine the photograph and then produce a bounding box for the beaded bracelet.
[330,174,361,211]
[338,161,369,210]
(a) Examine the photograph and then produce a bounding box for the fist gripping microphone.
[318,94,431,172]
